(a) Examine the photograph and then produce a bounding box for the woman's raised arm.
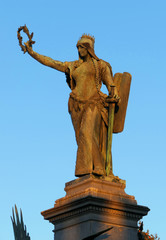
[24,41,68,73]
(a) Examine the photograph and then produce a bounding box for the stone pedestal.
[41,175,149,240]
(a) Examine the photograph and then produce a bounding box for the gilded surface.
[18,27,131,177]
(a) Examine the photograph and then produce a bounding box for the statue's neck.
[82,54,91,63]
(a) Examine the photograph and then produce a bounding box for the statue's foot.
[92,169,104,176]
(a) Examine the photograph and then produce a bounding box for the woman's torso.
[71,61,99,99]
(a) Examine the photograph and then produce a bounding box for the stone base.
[41,175,149,240]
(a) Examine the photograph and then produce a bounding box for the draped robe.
[64,59,113,176]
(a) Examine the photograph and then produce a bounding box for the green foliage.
[140,230,160,240]
[11,205,30,240]
[138,222,160,240]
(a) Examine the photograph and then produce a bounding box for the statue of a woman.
[21,32,119,177]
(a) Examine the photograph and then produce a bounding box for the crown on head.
[78,34,95,49]
[80,34,95,44]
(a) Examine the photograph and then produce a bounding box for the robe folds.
[65,59,113,176]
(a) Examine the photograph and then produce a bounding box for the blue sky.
[1,0,166,239]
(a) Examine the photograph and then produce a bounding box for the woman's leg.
[75,105,105,176]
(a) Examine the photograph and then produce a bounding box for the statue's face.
[77,45,89,59]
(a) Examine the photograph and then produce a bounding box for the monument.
[17,25,150,240]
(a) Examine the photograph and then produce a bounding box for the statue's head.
[77,34,99,60]
[77,34,95,49]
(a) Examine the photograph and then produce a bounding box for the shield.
[113,72,132,133]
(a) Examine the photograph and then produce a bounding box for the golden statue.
[17,26,131,178]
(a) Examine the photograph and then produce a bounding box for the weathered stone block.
[41,175,149,240]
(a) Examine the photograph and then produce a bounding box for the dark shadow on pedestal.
[82,227,113,240]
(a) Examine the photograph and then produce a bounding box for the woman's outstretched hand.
[24,40,33,54]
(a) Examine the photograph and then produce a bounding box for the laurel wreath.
[17,25,35,53]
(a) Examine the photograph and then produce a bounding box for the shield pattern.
[113,72,132,133]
